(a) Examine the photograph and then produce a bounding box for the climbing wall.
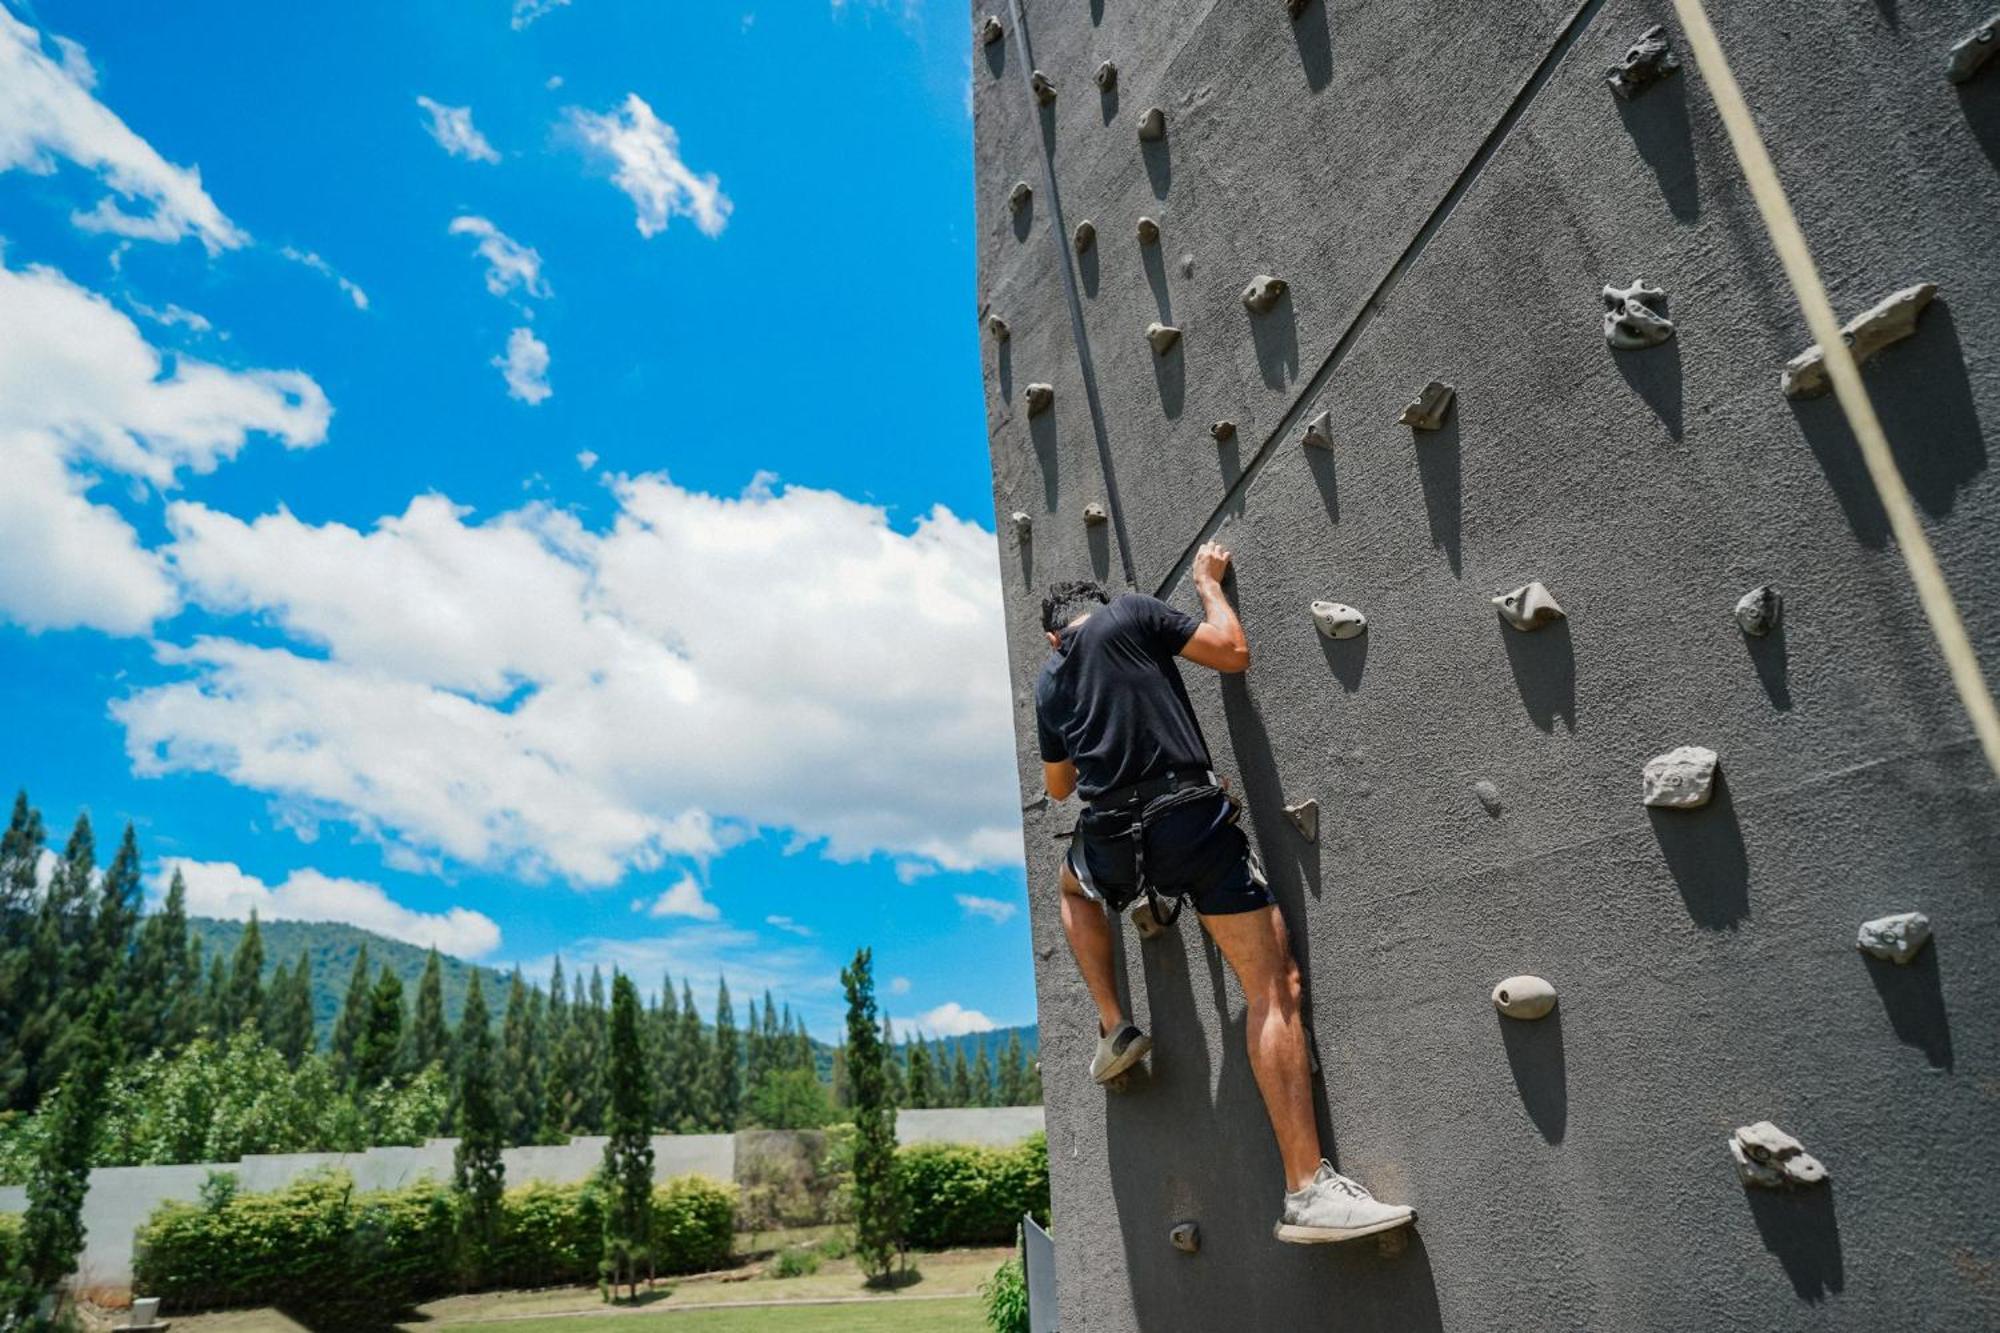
[976,1,2000,1328]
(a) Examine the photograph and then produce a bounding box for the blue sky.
[0,0,1031,1038]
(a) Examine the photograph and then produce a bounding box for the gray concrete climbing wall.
[975,1,2000,1328]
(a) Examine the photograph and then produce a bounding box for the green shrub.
[0,1212,21,1278]
[485,1180,604,1290]
[652,1176,735,1275]
[896,1134,1048,1250]
[772,1247,820,1278]
[980,1253,1030,1333]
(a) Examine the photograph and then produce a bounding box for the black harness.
[1059,768,1227,928]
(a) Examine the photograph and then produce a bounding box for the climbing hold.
[1169,1221,1200,1254]
[1073,219,1097,254]
[1780,282,1937,399]
[1491,975,1557,1021]
[1032,70,1057,105]
[1602,279,1674,349]
[1310,601,1366,640]
[1857,911,1932,965]
[1733,584,1782,637]
[1083,501,1108,525]
[1136,216,1161,245]
[1300,410,1334,449]
[1095,60,1119,92]
[1210,420,1236,443]
[1241,274,1288,314]
[1641,745,1718,810]
[1146,322,1182,355]
[1283,799,1319,842]
[1179,254,1195,278]
[987,315,1010,342]
[1397,380,1455,431]
[1946,14,1999,83]
[1010,511,1032,539]
[1472,780,1502,815]
[1008,180,1033,213]
[1492,582,1564,631]
[1025,383,1054,416]
[1129,897,1169,939]
[1606,24,1680,100]
[1137,106,1167,141]
[978,14,1004,46]
[1729,1122,1828,1189]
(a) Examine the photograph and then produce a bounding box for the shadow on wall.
[1742,615,1791,712]
[1615,67,1699,222]
[1414,410,1462,576]
[1499,616,1575,732]
[1862,947,1954,1070]
[1497,1007,1566,1144]
[1611,324,1684,441]
[1292,0,1333,94]
[1646,771,1750,929]
[1744,1184,1844,1302]
[1250,282,1299,390]
[1030,410,1061,511]
[1959,62,2000,170]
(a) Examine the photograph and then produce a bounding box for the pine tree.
[405,948,451,1075]
[226,910,266,1034]
[883,1016,907,1107]
[999,1031,1027,1106]
[125,867,194,1058]
[541,957,574,1138]
[841,948,899,1283]
[575,970,607,1132]
[36,814,98,1094]
[453,971,504,1283]
[599,972,654,1301]
[712,978,740,1131]
[200,951,229,1036]
[91,823,142,981]
[905,1036,934,1110]
[972,1038,995,1107]
[672,980,707,1132]
[950,1043,972,1108]
[499,967,543,1145]
[265,948,315,1065]
[648,973,680,1130]
[3,991,113,1326]
[0,791,49,1111]
[743,988,768,1101]
[354,965,406,1091]
[330,945,373,1077]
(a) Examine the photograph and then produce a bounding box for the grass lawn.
[453,1296,984,1331]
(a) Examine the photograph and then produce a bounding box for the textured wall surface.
[975,1,2000,1328]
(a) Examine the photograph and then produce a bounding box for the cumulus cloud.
[512,0,573,30]
[899,1001,996,1038]
[646,874,720,920]
[576,450,599,470]
[570,94,730,238]
[450,216,548,300]
[125,473,1015,885]
[0,8,245,252]
[955,893,1017,924]
[493,326,551,403]
[160,857,502,958]
[765,915,813,937]
[415,95,501,163]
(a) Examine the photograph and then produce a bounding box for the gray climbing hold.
[1857,911,1932,965]
[1780,283,1937,399]
[1210,420,1236,443]
[1300,410,1334,449]
[1729,1122,1828,1189]
[987,315,1010,342]
[1179,254,1195,278]
[1010,511,1032,539]
[1397,380,1455,431]
[1946,14,1999,83]
[1603,279,1674,349]
[1129,897,1169,939]
[1146,322,1182,355]
[1095,60,1118,92]
[1025,383,1054,416]
[1136,216,1160,245]
[1283,799,1319,842]
[1491,975,1556,1021]
[1310,601,1366,640]
[978,14,1004,46]
[1169,1221,1200,1254]
[1073,219,1096,254]
[1606,24,1680,100]
[1032,70,1057,105]
[1137,106,1167,141]
[1083,501,1108,525]
[1008,180,1032,213]
[1472,780,1502,815]
[1241,274,1288,314]
[1641,745,1718,810]
[1492,581,1564,631]
[1733,584,1782,637]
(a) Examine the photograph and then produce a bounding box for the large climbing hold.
[1857,911,1932,964]
[1729,1122,1829,1189]
[1283,799,1319,842]
[1137,106,1167,142]
[1490,975,1557,1021]
[1492,581,1564,631]
[987,315,1010,342]
[1779,282,1937,398]
[1946,14,1999,83]
[1032,70,1057,106]
[1310,600,1366,640]
[1300,410,1334,449]
[1733,584,1782,637]
[1146,322,1182,356]
[978,13,1004,46]
[1008,180,1033,213]
[1606,24,1680,100]
[1083,501,1109,526]
[1010,511,1033,539]
[1025,382,1054,416]
[1642,746,1719,810]
[1095,61,1119,92]
[1397,380,1456,431]
[1136,216,1161,246]
[1602,279,1674,349]
[1073,219,1097,254]
[1242,274,1288,314]
[1169,1222,1200,1254]
[1210,420,1237,443]
[1129,897,1170,939]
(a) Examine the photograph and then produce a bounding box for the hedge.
[0,1212,20,1278]
[896,1133,1049,1250]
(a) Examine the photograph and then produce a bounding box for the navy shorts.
[1064,788,1274,917]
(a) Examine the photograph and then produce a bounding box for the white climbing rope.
[1669,0,2000,782]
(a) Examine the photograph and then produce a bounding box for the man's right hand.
[1193,540,1233,587]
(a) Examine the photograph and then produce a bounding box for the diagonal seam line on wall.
[1153,0,1609,599]
[1006,0,1140,588]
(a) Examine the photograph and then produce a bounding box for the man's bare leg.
[1201,904,1321,1192]
[1058,861,1126,1035]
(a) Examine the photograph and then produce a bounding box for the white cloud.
[899,1001,996,1038]
[955,893,1018,924]
[646,874,720,920]
[576,450,599,470]
[279,247,369,310]
[415,95,500,163]
[766,914,813,937]
[126,473,1016,885]
[0,8,245,252]
[888,975,911,995]
[545,75,565,91]
[569,94,730,239]
[130,301,213,333]
[494,326,551,403]
[512,0,573,30]
[449,216,548,300]
[160,857,502,959]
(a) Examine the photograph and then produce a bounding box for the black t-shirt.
[1034,593,1212,801]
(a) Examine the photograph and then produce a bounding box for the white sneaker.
[1089,1023,1151,1084]
[1273,1161,1414,1244]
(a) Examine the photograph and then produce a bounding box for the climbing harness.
[1057,768,1236,929]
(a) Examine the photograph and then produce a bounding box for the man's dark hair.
[1041,579,1111,633]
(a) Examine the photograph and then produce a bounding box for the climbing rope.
[1669,0,2000,781]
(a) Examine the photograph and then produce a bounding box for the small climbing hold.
[1946,14,1999,83]
[1169,1221,1200,1254]
[1472,779,1502,815]
[1283,799,1319,842]
[1083,501,1108,525]
[1137,106,1166,141]
[1733,584,1782,637]
[1095,60,1119,92]
[978,14,1004,46]
[1780,282,1937,398]
[1310,601,1366,640]
[1492,581,1564,631]
[1008,180,1033,213]
[1491,975,1557,1021]
[1210,420,1236,443]
[1129,897,1169,939]
[1146,322,1182,355]
[1602,279,1674,349]
[1241,274,1288,314]
[1179,253,1195,278]
[987,315,1010,342]
[1010,511,1032,539]
[1073,219,1097,254]
[1857,911,1932,965]
[1025,382,1054,416]
[1606,24,1680,100]
[1300,410,1334,449]
[1032,70,1057,105]
[1136,216,1161,245]
[1397,380,1455,431]
[1729,1122,1828,1189]
[1641,745,1718,810]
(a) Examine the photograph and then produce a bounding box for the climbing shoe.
[1089,1023,1152,1084]
[1273,1161,1415,1244]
